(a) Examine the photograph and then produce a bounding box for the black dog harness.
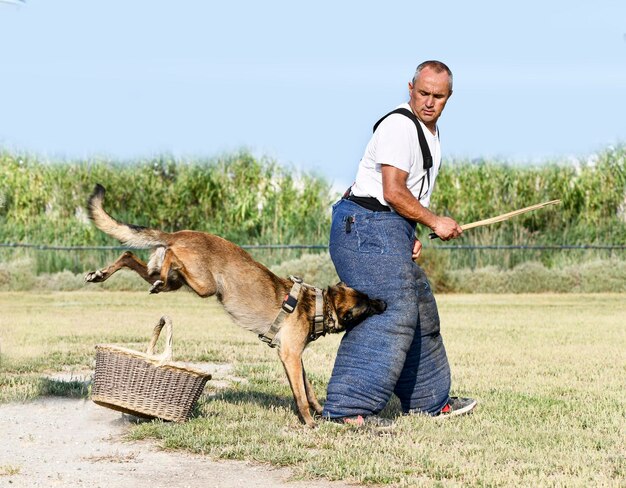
[258,276,330,348]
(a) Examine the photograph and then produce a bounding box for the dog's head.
[325,282,387,331]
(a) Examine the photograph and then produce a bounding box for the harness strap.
[259,276,329,348]
[259,276,303,348]
[373,107,435,170]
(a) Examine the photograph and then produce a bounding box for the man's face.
[408,66,452,129]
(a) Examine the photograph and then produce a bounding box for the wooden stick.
[429,199,561,239]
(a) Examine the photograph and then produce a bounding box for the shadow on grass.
[203,388,295,410]
[197,387,404,420]
[38,377,91,399]
[194,388,301,420]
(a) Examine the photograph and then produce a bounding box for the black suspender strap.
[372,108,434,170]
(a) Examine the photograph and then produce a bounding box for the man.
[323,60,476,426]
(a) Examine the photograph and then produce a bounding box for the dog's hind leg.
[279,347,315,427]
[151,248,217,297]
[149,248,215,296]
[149,248,181,293]
[302,363,323,415]
[85,251,157,285]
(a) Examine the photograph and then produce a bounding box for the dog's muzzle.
[369,299,387,315]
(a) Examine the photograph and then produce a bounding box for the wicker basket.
[92,316,211,422]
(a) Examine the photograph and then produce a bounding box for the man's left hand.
[412,239,422,260]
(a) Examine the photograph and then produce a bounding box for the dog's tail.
[87,184,168,248]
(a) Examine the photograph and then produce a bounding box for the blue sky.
[1,0,625,189]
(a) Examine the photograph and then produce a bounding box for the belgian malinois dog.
[84,184,386,427]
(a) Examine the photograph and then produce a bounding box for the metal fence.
[1,242,625,274]
[430,244,626,269]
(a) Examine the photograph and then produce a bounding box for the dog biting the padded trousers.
[84,184,387,427]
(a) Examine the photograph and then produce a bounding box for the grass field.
[0,290,624,486]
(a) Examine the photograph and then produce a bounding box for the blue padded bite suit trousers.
[323,199,450,418]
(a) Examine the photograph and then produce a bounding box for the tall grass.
[0,151,333,247]
[0,146,625,273]
[430,148,626,245]
[0,151,334,272]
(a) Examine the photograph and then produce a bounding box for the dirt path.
[0,398,352,488]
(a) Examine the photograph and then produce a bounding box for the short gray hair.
[412,60,453,92]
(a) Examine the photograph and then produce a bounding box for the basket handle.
[146,316,174,362]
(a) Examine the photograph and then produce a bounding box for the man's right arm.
[381,164,462,241]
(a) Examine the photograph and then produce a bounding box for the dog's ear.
[331,281,350,295]
[325,283,338,303]
[326,281,349,302]
[325,283,346,312]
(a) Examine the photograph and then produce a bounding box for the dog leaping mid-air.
[84,184,386,427]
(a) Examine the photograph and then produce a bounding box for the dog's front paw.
[149,280,164,294]
[84,270,107,283]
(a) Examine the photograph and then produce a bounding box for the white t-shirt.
[351,103,441,208]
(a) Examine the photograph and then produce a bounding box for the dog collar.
[310,288,329,342]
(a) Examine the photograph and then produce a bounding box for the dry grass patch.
[0,465,21,476]
[0,291,624,486]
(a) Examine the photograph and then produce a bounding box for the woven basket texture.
[92,316,211,422]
